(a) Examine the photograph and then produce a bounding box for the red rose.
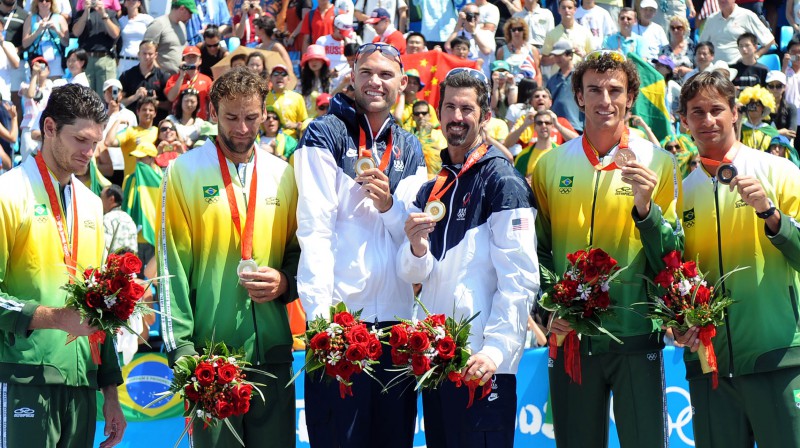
[345,343,368,362]
[693,285,711,305]
[109,276,129,295]
[566,249,587,266]
[582,265,600,284]
[214,399,234,419]
[217,363,238,384]
[436,336,456,360]
[333,311,356,327]
[119,253,143,276]
[184,383,201,402]
[195,362,216,387]
[336,360,356,381]
[85,291,104,309]
[411,354,431,375]
[595,291,611,309]
[654,269,674,289]
[367,338,383,360]
[587,248,617,273]
[122,282,145,300]
[408,332,431,352]
[391,347,410,366]
[447,370,463,387]
[106,253,119,268]
[424,314,446,327]
[83,268,96,281]
[388,325,409,348]
[112,300,136,320]
[681,261,699,278]
[233,398,250,415]
[309,332,331,351]
[346,325,371,345]
[662,250,682,271]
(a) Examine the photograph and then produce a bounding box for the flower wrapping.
[641,250,744,389]
[62,252,151,364]
[539,247,626,384]
[293,302,384,399]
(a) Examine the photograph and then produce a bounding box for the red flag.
[401,51,479,110]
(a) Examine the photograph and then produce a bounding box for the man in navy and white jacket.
[399,68,540,448]
[294,43,427,448]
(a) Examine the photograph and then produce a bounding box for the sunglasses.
[413,111,429,117]
[767,84,784,89]
[670,25,684,30]
[445,67,489,85]
[665,144,680,151]
[205,42,220,48]
[271,71,289,77]
[585,49,626,63]
[535,120,553,126]
[265,115,279,121]
[511,27,525,33]
[465,12,478,21]
[318,105,329,111]
[160,126,175,132]
[356,43,403,69]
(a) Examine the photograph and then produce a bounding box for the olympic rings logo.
[666,386,695,446]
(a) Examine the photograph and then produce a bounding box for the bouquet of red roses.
[386,301,486,408]
[63,251,150,364]
[147,342,267,447]
[539,247,626,384]
[292,302,383,398]
[640,250,745,388]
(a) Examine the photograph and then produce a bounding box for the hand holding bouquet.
[62,252,150,364]
[539,247,626,384]
[293,302,384,398]
[642,250,745,388]
[147,342,268,447]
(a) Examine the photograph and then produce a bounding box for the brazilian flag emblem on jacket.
[559,176,574,188]
[203,186,219,198]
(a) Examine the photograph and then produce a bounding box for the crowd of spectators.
[0,0,798,351]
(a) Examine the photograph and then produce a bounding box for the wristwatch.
[756,201,777,219]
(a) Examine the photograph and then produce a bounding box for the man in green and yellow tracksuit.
[158,68,300,447]
[532,51,683,448]
[0,84,125,446]
[677,71,800,448]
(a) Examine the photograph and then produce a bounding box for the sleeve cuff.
[632,200,661,230]
[167,344,199,367]
[97,370,124,389]
[379,195,404,228]
[15,303,38,338]
[766,210,794,244]
[397,241,433,284]
[277,268,298,305]
[478,344,505,371]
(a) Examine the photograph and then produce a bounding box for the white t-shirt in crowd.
[575,5,617,50]
[699,6,774,65]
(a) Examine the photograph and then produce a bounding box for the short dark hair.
[788,37,800,53]
[210,67,269,112]
[407,32,426,45]
[230,53,248,65]
[572,51,640,113]
[412,99,429,111]
[696,41,715,56]
[344,42,360,57]
[253,16,276,37]
[678,70,737,117]
[737,32,758,48]
[203,24,221,39]
[103,184,124,205]
[138,96,158,111]
[450,36,470,51]
[67,48,88,69]
[438,71,491,121]
[40,84,108,136]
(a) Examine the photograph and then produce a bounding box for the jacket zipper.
[441,166,459,255]
[587,168,602,355]
[251,305,262,366]
[713,179,735,377]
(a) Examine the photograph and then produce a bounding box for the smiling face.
[440,86,489,152]
[680,87,738,155]
[695,45,713,70]
[618,10,635,35]
[407,35,425,54]
[576,69,634,133]
[351,50,406,116]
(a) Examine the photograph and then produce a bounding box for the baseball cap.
[271,64,289,74]
[130,142,157,158]
[365,7,391,24]
[549,40,572,56]
[182,46,201,57]
[103,78,122,92]
[766,70,787,85]
[640,0,657,9]
[316,93,331,108]
[405,69,425,87]
[652,55,675,71]
[334,14,354,38]
[172,0,197,14]
[490,60,510,72]
[30,56,49,67]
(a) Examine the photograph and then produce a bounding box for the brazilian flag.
[628,52,673,142]
[122,162,163,246]
[88,158,111,197]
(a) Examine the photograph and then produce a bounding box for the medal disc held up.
[355,157,376,175]
[237,259,259,277]
[717,164,737,184]
[424,200,446,222]
[613,148,636,167]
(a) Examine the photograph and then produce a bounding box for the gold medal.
[613,148,636,167]
[355,157,376,175]
[424,200,446,222]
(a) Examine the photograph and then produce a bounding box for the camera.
[111,86,120,98]
[746,102,760,112]
[147,89,155,97]
[181,64,197,71]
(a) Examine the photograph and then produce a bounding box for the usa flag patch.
[512,218,528,231]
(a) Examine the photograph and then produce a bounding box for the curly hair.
[209,67,269,112]
[571,51,640,113]
[503,17,529,44]
[738,85,776,118]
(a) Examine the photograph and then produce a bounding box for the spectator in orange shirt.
[300,0,334,52]
[163,46,213,119]
[365,8,406,54]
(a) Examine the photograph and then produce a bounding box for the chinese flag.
[401,51,480,111]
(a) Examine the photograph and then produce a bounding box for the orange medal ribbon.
[359,125,394,172]
[215,141,259,261]
[35,154,79,280]
[426,144,489,205]
[581,127,630,171]
[699,144,739,172]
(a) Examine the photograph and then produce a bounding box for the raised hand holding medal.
[355,126,394,212]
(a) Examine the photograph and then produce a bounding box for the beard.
[444,122,471,148]
[218,132,256,155]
